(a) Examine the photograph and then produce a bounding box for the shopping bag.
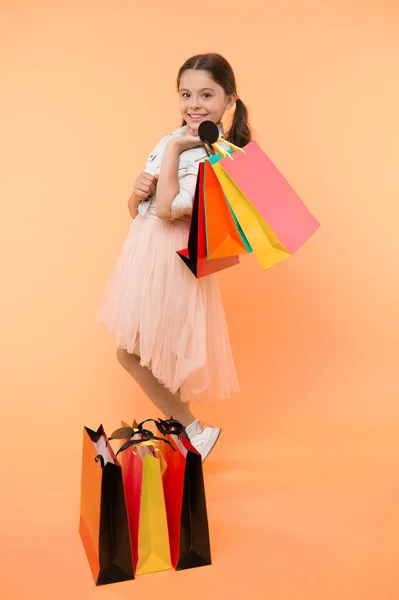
[109,424,172,576]
[79,425,134,585]
[221,142,320,251]
[209,156,287,269]
[177,162,240,278]
[203,157,251,259]
[209,140,320,269]
[139,419,212,570]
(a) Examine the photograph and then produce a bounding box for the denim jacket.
[137,122,225,224]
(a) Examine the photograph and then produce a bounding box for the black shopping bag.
[79,425,134,585]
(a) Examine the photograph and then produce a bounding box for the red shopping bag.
[177,162,240,278]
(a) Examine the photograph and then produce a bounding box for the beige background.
[1,0,399,598]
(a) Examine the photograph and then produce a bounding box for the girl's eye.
[180,92,212,99]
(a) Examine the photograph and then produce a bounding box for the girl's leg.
[116,348,195,427]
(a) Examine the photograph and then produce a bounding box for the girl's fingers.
[142,173,156,184]
[134,188,148,199]
[135,184,151,195]
[133,173,158,199]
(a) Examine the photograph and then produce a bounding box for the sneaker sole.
[201,427,222,462]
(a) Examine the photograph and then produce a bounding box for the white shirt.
[138,122,225,225]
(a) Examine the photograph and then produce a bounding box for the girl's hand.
[170,135,203,153]
[132,172,158,201]
[128,172,158,218]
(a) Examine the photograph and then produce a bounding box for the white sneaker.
[186,420,221,462]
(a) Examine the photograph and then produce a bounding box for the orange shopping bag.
[203,159,250,259]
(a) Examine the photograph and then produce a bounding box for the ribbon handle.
[201,140,216,158]
[197,121,246,160]
[109,426,139,440]
[211,138,246,161]
[110,422,176,456]
[216,137,246,153]
[94,454,105,469]
[139,418,190,441]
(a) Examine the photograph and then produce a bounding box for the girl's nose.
[189,98,201,109]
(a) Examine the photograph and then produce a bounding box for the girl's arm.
[155,139,181,220]
[156,136,202,220]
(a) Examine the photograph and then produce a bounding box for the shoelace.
[193,437,205,448]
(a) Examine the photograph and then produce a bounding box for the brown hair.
[177,53,251,148]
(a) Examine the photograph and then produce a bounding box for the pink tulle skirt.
[95,214,239,402]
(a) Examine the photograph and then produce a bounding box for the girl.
[96,53,252,460]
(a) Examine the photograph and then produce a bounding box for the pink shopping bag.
[219,141,320,255]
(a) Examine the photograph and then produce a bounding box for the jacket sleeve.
[170,159,201,220]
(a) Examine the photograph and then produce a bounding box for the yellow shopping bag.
[210,159,290,270]
[136,451,171,574]
[111,424,172,576]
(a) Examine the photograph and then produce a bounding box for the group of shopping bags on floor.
[177,122,320,278]
[79,418,211,585]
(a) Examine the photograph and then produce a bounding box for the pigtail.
[227,99,251,148]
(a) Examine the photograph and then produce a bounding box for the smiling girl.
[96,53,252,461]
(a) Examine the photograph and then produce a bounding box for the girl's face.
[178,69,236,134]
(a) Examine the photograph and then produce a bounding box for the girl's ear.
[225,95,236,111]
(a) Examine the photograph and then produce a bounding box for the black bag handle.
[115,437,173,458]
[94,454,105,469]
[108,426,138,440]
[198,120,219,157]
[138,418,190,441]
[108,422,176,456]
[92,426,172,466]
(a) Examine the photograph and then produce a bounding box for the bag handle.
[137,418,187,443]
[114,438,169,474]
[138,418,190,441]
[197,121,246,159]
[212,142,232,160]
[108,425,139,440]
[109,423,176,456]
[217,137,246,153]
[94,454,106,469]
[208,138,246,161]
